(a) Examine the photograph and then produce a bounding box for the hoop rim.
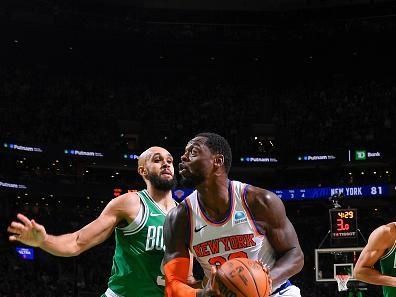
[335,274,351,280]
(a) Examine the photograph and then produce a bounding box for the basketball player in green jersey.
[354,222,396,297]
[7,146,180,297]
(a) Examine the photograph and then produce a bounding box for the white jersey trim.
[196,181,235,226]
[117,192,149,236]
[381,240,396,260]
[240,184,265,237]
[105,287,124,297]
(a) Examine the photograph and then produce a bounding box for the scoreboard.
[171,184,392,202]
[272,184,389,201]
[329,209,358,239]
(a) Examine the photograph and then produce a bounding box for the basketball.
[216,258,271,297]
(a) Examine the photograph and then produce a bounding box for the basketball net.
[335,274,350,292]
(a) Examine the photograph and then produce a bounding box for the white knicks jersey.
[185,180,276,279]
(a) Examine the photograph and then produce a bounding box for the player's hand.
[200,266,221,297]
[7,213,47,247]
[187,275,203,289]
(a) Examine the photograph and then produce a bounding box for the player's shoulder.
[387,221,396,232]
[369,222,396,248]
[373,222,395,236]
[168,200,189,219]
[107,191,141,211]
[245,184,281,206]
[244,185,285,221]
[382,222,396,237]
[164,200,189,233]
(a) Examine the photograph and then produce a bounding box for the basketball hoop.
[335,274,350,291]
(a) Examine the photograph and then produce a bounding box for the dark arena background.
[1,0,396,296]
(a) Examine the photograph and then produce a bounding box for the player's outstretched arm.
[247,187,304,288]
[7,192,139,257]
[8,213,47,247]
[163,203,220,297]
[354,224,396,287]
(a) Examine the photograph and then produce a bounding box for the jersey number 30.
[208,251,248,266]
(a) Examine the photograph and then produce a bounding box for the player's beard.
[147,172,177,191]
[179,174,205,188]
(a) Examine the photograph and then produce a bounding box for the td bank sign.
[354,150,382,161]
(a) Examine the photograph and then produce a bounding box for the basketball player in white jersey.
[163,133,304,297]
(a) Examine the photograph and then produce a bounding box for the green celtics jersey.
[380,241,396,297]
[105,190,170,297]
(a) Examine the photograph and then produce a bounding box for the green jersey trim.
[140,189,168,216]
[381,241,396,260]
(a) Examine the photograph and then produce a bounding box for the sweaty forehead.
[138,147,172,166]
[186,137,208,149]
[148,148,172,159]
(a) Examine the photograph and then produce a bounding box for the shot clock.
[329,209,358,239]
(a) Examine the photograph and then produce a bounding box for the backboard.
[315,247,364,282]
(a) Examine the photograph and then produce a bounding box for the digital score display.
[329,209,358,239]
[273,184,388,200]
[169,185,391,202]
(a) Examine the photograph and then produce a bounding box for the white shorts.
[271,285,301,297]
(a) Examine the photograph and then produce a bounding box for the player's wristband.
[164,258,197,297]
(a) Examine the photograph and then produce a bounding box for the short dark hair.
[195,132,232,174]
